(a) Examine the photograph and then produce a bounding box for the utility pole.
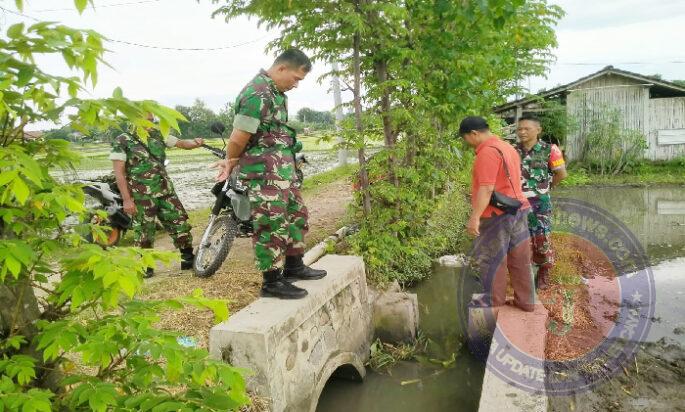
[331,61,347,166]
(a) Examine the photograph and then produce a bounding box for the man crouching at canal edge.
[215,48,326,300]
[460,116,535,312]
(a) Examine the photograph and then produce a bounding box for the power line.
[558,61,685,66]
[31,0,162,13]
[0,5,40,21]
[0,6,271,51]
[106,35,270,51]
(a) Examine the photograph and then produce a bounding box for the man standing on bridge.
[515,114,567,290]
[215,48,326,300]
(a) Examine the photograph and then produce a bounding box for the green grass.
[301,163,357,193]
[67,137,347,170]
[561,159,685,187]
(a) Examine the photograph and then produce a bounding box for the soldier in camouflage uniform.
[110,115,204,277]
[515,114,568,290]
[215,48,325,300]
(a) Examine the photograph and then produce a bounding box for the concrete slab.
[372,291,419,343]
[209,254,372,412]
[478,304,549,412]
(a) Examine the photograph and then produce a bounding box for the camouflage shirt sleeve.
[164,134,179,148]
[109,134,128,161]
[233,90,271,134]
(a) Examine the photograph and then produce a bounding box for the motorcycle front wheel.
[194,214,238,278]
[83,213,123,247]
[85,219,124,247]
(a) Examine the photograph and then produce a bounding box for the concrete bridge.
[209,255,375,412]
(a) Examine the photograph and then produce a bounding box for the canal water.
[317,185,685,412]
[316,264,485,412]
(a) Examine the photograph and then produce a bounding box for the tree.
[175,99,235,139]
[213,0,562,282]
[296,107,334,125]
[1,1,248,410]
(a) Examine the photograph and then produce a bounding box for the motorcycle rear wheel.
[194,214,238,278]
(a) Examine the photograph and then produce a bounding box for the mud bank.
[542,230,685,412]
[547,337,685,412]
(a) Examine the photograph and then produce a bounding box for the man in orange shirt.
[460,116,535,312]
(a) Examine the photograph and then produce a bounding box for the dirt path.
[139,177,353,348]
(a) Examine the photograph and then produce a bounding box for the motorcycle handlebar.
[201,144,226,159]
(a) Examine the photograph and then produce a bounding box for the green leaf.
[118,275,136,298]
[3,335,26,350]
[152,402,187,412]
[74,0,88,14]
[7,23,25,39]
[5,255,21,277]
[12,178,30,204]
[16,66,34,87]
[0,170,18,187]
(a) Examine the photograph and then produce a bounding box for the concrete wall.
[209,255,373,412]
[476,304,549,412]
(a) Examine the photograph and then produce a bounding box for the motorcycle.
[193,122,307,278]
[78,176,132,247]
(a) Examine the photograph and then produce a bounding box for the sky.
[1,0,684,131]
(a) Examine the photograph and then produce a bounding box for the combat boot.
[180,247,195,270]
[283,255,327,280]
[261,269,308,299]
[536,266,551,290]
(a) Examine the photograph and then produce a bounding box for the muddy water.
[316,266,485,412]
[556,186,685,345]
[555,186,685,262]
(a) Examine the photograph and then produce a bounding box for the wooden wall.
[565,75,649,161]
[646,97,685,160]
[564,73,685,161]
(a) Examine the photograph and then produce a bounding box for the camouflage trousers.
[131,183,193,250]
[527,196,554,270]
[247,179,308,272]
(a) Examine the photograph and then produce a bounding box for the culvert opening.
[331,363,363,382]
[316,364,364,412]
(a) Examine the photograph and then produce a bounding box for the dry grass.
[541,233,618,361]
[140,258,261,349]
[137,175,353,350]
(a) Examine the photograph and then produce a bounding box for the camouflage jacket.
[516,140,565,200]
[109,130,179,194]
[233,69,297,182]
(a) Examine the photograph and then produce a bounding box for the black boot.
[283,255,327,280]
[260,269,308,299]
[180,247,195,270]
[144,267,154,278]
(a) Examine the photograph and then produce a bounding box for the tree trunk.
[0,281,62,391]
[373,59,400,190]
[352,30,372,216]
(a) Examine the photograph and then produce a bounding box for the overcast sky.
[2,0,684,131]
